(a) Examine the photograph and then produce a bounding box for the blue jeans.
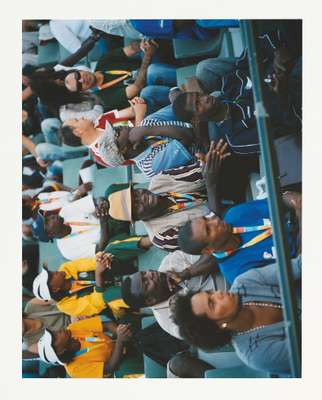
[144,104,180,122]
[146,63,177,87]
[140,85,173,116]
[36,143,88,162]
[196,57,237,93]
[41,118,62,146]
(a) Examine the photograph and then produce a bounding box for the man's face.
[63,118,94,136]
[44,214,66,238]
[48,271,69,293]
[132,188,161,221]
[53,329,80,355]
[64,70,96,92]
[191,290,239,323]
[186,92,219,121]
[191,216,233,252]
[129,270,169,306]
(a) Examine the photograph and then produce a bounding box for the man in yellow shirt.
[38,315,132,378]
[33,253,128,319]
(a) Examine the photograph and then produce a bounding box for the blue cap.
[31,211,52,242]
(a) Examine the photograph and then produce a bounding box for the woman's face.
[64,70,96,92]
[191,291,239,324]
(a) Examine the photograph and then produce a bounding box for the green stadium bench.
[37,41,60,66]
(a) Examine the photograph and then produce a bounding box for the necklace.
[235,301,283,336]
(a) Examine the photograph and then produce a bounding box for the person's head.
[121,270,171,308]
[173,92,221,124]
[172,290,237,349]
[38,329,80,366]
[29,69,89,109]
[178,216,233,255]
[107,185,163,222]
[44,213,69,239]
[22,195,34,220]
[33,266,70,301]
[64,70,97,93]
[61,117,94,146]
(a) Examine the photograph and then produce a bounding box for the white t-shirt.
[37,191,73,212]
[49,20,92,54]
[152,250,228,339]
[56,195,100,260]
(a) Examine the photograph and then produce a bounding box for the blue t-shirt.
[215,199,298,284]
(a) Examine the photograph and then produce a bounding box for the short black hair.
[60,125,82,147]
[172,92,194,122]
[172,291,232,350]
[22,198,32,220]
[47,271,68,302]
[121,276,146,309]
[178,221,205,255]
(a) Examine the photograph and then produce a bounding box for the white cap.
[38,329,64,366]
[32,268,52,301]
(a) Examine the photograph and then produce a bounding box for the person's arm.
[125,40,157,98]
[22,86,33,102]
[94,198,111,252]
[197,139,231,216]
[60,29,103,67]
[95,252,113,289]
[184,77,206,94]
[116,106,135,120]
[103,324,132,376]
[129,125,193,147]
[166,254,218,291]
[128,97,147,127]
[22,134,48,168]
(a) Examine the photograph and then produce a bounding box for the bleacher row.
[22,24,280,378]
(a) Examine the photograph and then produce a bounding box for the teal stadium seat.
[142,316,167,378]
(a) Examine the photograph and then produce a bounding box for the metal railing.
[240,20,301,377]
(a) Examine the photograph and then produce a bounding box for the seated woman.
[171,255,302,375]
[61,114,198,178]
[37,315,132,378]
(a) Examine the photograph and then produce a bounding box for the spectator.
[61,112,195,176]
[37,316,132,378]
[32,254,132,319]
[171,255,302,375]
[178,192,301,284]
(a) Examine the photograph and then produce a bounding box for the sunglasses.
[73,70,82,92]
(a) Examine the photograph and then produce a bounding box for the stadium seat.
[142,316,167,378]
[37,41,60,66]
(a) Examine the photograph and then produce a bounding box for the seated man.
[172,70,301,155]
[121,250,232,378]
[61,112,195,177]
[37,315,132,378]
[178,191,301,284]
[32,188,152,260]
[32,253,128,319]
[121,250,227,339]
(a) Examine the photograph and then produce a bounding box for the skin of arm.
[22,134,49,168]
[166,254,218,291]
[184,77,206,94]
[95,199,111,252]
[125,41,156,98]
[197,140,231,216]
[60,31,102,67]
[22,86,33,102]
[129,126,194,148]
[103,324,132,376]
